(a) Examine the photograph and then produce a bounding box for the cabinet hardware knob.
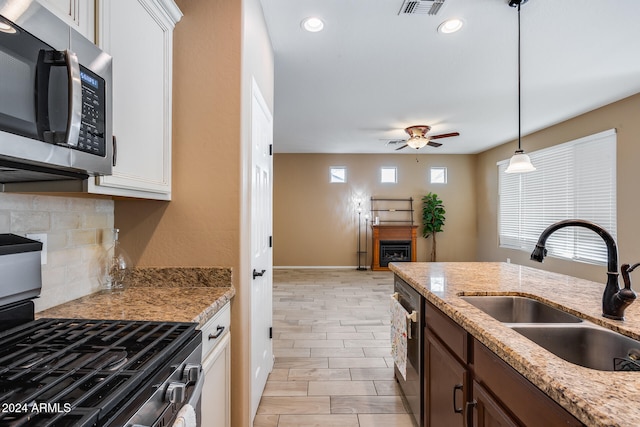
[208,325,225,340]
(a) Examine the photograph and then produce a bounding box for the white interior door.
[250,78,273,420]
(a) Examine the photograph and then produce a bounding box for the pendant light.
[505,0,536,174]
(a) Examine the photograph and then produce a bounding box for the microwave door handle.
[112,135,117,167]
[64,50,82,147]
[35,50,52,141]
[35,49,81,146]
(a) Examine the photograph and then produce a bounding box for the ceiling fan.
[388,125,460,150]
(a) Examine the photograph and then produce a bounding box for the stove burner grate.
[0,318,199,427]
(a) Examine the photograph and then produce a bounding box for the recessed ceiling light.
[301,17,324,33]
[438,18,464,34]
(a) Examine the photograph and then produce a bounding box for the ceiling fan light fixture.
[407,136,428,149]
[392,125,458,151]
[301,17,324,32]
[405,125,430,149]
[438,18,464,34]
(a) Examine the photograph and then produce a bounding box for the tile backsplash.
[0,193,114,312]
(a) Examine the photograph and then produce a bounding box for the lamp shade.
[505,150,536,173]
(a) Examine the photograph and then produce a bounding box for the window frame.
[329,166,347,183]
[430,167,448,184]
[380,166,397,183]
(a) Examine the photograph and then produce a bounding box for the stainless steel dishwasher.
[394,275,423,427]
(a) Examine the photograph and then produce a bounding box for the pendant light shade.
[505,0,536,174]
[505,150,536,173]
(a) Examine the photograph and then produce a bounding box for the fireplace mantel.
[371,225,418,271]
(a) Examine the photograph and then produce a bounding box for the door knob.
[253,269,266,279]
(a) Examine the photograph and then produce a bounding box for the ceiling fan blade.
[429,132,460,140]
[427,141,443,148]
[395,144,409,151]
[386,139,407,146]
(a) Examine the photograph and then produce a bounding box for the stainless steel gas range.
[0,235,203,427]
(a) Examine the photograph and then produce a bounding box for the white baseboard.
[273,265,370,270]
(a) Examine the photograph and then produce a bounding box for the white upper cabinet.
[37,0,95,42]
[89,0,182,200]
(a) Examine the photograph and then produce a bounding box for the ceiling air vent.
[398,0,445,15]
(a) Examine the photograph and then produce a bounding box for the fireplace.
[379,240,411,267]
[371,225,418,270]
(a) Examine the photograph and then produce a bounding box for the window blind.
[497,129,616,265]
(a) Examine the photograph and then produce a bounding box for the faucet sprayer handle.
[621,263,640,290]
[618,264,639,310]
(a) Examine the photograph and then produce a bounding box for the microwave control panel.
[78,66,106,157]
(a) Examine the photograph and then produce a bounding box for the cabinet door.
[90,0,182,200]
[37,0,95,41]
[425,333,467,427]
[201,332,231,427]
[473,339,583,427]
[471,381,519,427]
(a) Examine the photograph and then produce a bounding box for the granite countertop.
[37,267,235,327]
[389,262,640,427]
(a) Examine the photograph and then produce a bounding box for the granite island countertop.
[390,262,640,427]
[37,267,235,327]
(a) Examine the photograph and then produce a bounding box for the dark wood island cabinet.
[390,262,640,426]
[424,299,583,427]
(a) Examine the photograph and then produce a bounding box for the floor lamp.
[356,206,368,271]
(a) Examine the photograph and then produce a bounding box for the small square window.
[381,167,397,183]
[430,167,447,184]
[330,167,346,183]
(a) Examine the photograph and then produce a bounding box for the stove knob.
[165,382,187,404]
[182,363,201,384]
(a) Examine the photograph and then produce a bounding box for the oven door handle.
[391,293,418,339]
[187,365,205,408]
[406,310,417,339]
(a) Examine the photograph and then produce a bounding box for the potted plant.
[422,192,445,262]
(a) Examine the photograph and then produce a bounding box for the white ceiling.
[260,0,640,155]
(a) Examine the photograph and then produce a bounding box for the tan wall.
[115,0,242,268]
[274,153,477,266]
[114,0,274,425]
[476,93,640,284]
[114,0,245,421]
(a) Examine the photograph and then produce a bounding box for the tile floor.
[253,269,415,427]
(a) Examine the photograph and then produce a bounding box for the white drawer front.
[201,303,231,358]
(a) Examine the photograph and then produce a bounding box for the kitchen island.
[390,262,640,427]
[37,267,235,326]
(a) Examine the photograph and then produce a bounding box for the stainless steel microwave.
[0,0,112,188]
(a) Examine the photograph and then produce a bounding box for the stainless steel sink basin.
[511,324,640,371]
[460,296,640,371]
[460,295,583,323]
